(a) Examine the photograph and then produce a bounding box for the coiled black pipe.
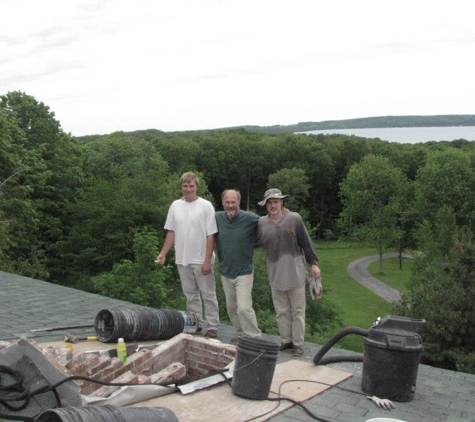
[313,327,368,365]
[35,405,179,422]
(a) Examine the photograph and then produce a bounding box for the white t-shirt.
[164,197,217,266]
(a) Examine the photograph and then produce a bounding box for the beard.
[225,210,236,218]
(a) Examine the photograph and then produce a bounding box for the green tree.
[395,214,475,373]
[267,167,310,211]
[63,134,172,288]
[318,135,373,237]
[339,154,408,272]
[0,91,84,279]
[94,228,183,308]
[413,148,475,227]
[266,167,316,235]
[194,131,270,211]
[151,134,200,176]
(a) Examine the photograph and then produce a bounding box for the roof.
[2,270,475,421]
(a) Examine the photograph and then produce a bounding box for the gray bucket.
[231,337,279,399]
[34,405,179,422]
[237,336,279,355]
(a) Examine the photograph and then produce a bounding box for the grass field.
[314,241,412,352]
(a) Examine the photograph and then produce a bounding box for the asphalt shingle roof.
[0,271,143,343]
[1,270,475,422]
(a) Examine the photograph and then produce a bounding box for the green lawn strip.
[314,241,393,352]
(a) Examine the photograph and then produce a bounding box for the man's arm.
[295,216,321,277]
[155,230,175,265]
[202,233,215,275]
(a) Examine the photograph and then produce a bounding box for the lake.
[301,126,475,144]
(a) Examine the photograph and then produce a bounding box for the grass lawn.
[313,241,411,352]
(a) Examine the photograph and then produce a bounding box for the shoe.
[195,326,203,333]
[292,346,303,357]
[205,330,218,338]
[279,342,293,351]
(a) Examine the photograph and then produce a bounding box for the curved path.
[347,253,412,303]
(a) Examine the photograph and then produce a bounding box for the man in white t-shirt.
[155,172,220,338]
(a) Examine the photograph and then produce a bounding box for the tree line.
[176,114,475,134]
[2,91,475,372]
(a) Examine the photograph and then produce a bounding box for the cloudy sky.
[1,0,474,136]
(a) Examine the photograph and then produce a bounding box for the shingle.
[2,270,475,422]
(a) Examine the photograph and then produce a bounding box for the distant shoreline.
[299,126,475,144]
[216,114,475,135]
[75,115,475,139]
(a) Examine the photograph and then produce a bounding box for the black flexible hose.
[313,327,368,365]
[0,364,180,422]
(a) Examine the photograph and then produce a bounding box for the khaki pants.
[221,273,261,338]
[271,285,306,346]
[177,264,220,330]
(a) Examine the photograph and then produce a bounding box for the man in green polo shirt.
[215,189,262,341]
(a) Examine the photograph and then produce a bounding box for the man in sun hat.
[257,188,289,206]
[256,188,321,357]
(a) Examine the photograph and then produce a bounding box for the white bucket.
[366,418,408,422]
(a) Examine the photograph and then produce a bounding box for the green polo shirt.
[215,210,260,278]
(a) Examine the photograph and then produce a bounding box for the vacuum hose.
[313,326,369,365]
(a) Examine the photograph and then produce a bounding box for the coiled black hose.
[313,327,368,365]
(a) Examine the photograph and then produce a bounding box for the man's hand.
[201,261,212,276]
[309,277,323,300]
[155,253,166,266]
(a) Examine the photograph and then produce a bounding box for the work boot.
[279,342,293,351]
[205,329,218,338]
[292,345,303,357]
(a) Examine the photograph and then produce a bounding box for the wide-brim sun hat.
[258,188,289,206]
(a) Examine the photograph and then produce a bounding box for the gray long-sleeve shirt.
[255,211,318,291]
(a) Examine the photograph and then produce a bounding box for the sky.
[1,0,474,137]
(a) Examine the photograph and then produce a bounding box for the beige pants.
[221,273,261,337]
[177,264,220,330]
[271,285,306,346]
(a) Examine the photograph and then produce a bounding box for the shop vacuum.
[313,315,426,402]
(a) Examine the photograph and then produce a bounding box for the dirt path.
[347,253,412,303]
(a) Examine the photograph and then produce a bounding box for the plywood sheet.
[133,360,352,422]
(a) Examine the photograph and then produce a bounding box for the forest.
[2,91,475,373]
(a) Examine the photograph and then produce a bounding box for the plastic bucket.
[366,419,408,422]
[237,337,280,355]
[94,308,192,342]
[34,405,179,422]
[231,337,279,399]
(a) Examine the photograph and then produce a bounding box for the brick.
[47,333,238,399]
[86,354,100,367]
[111,365,127,379]
[150,362,187,384]
[137,374,151,384]
[65,352,89,372]
[108,357,124,370]
[86,355,111,376]
[89,371,138,397]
